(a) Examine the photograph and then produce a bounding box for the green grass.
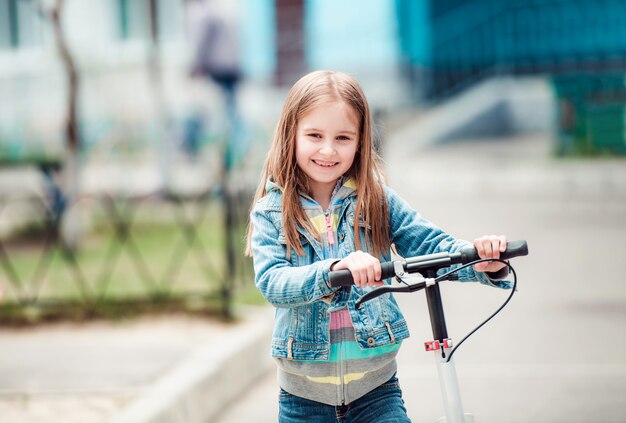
[233,283,267,306]
[0,198,257,324]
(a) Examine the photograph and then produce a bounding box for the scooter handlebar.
[328,261,396,288]
[328,240,528,288]
[460,239,528,263]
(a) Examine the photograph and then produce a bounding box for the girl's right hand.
[330,251,384,288]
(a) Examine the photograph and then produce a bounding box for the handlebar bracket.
[395,271,426,287]
[393,261,405,277]
[425,338,453,352]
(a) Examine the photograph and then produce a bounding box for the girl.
[246,70,510,422]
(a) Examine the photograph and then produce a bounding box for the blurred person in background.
[186,0,244,165]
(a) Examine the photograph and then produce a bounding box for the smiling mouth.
[312,160,338,167]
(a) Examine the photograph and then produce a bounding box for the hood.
[265,177,357,206]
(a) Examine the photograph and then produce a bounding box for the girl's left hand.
[472,235,508,273]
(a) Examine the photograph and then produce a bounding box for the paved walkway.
[0,307,274,423]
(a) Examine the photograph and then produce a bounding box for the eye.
[307,133,322,139]
[337,135,352,141]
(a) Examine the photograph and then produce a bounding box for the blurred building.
[0,0,190,162]
[395,0,626,97]
[0,0,403,164]
[1,0,626,162]
[394,0,626,154]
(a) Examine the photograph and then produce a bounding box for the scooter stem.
[423,275,474,423]
[434,348,474,423]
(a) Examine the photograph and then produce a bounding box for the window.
[0,0,41,50]
[118,0,150,40]
[118,0,182,42]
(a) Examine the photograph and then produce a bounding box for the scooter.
[329,240,528,423]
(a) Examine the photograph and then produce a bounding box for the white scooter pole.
[429,340,475,423]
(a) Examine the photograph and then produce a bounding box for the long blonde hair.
[246,70,390,258]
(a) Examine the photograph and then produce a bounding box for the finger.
[358,254,370,288]
[489,261,506,271]
[373,260,382,282]
[365,264,375,287]
[367,255,381,285]
[474,261,488,272]
[352,263,363,288]
[489,237,500,260]
[346,260,360,287]
[474,238,486,259]
[350,267,361,288]
[498,235,507,253]
[369,256,382,285]
[343,252,361,286]
[356,262,368,288]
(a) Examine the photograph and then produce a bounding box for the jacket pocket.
[346,211,373,253]
[277,231,315,266]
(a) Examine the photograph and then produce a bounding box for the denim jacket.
[249,183,509,361]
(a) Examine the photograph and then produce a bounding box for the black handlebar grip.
[460,240,528,263]
[380,261,397,280]
[328,269,354,287]
[328,261,398,288]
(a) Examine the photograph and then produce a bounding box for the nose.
[319,139,335,156]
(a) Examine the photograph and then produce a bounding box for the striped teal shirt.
[276,178,401,405]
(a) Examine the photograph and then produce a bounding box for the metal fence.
[0,174,254,323]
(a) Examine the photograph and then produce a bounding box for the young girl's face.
[295,101,359,198]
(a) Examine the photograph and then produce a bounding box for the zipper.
[325,212,335,246]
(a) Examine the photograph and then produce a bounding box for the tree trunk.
[48,0,81,250]
[147,0,172,192]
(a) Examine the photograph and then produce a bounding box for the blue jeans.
[278,375,412,423]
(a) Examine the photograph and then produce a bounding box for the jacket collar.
[265,176,357,208]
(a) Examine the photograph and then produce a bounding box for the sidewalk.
[0,306,274,423]
[384,129,626,203]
